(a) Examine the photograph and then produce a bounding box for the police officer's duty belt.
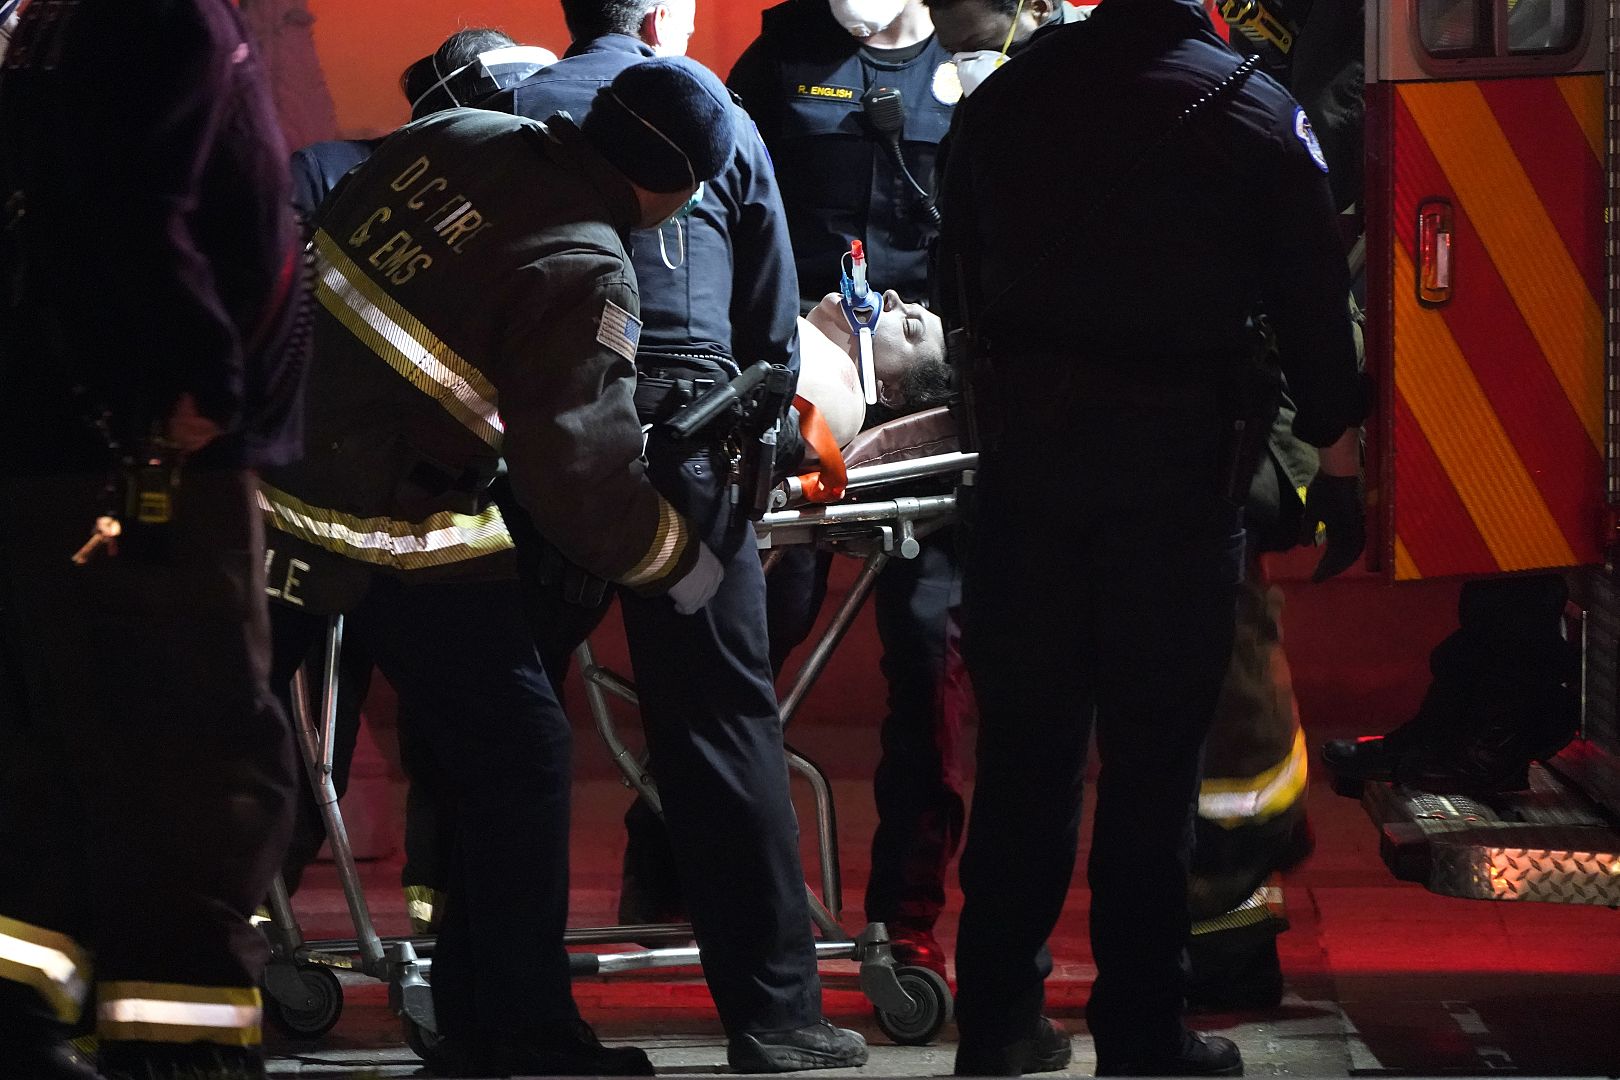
[633,367,731,425]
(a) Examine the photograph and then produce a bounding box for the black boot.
[97,1042,265,1080]
[0,1040,105,1080]
[955,1017,1072,1076]
[1323,574,1578,794]
[727,1018,869,1073]
[1321,640,1476,787]
[471,1019,654,1077]
[1095,1031,1244,1077]
[1395,671,1579,794]
[1395,590,1580,794]
[0,982,105,1080]
[1186,920,1285,1012]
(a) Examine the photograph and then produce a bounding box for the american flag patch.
[597,300,642,362]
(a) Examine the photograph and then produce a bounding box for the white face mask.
[828,0,909,38]
[655,182,705,269]
[952,50,1007,97]
[952,0,1025,97]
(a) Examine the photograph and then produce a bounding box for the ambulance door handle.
[1416,198,1453,307]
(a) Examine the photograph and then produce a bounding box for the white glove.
[666,542,723,615]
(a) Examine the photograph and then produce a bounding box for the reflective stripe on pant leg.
[0,915,90,1023]
[1197,727,1309,828]
[97,981,261,1046]
[403,884,446,933]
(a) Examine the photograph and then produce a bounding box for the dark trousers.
[954,400,1242,1059]
[269,576,577,1040]
[766,534,966,931]
[524,433,822,1036]
[396,705,455,897]
[0,471,295,1036]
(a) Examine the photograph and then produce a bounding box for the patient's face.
[806,290,945,405]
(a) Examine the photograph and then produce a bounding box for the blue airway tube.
[839,254,881,406]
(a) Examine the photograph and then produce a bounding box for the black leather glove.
[774,406,807,477]
[1300,472,1365,582]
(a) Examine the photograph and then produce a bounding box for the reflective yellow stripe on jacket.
[311,229,505,449]
[98,981,261,1047]
[1198,728,1308,829]
[0,915,89,1023]
[258,481,513,571]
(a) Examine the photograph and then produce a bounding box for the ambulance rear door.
[1366,0,1606,581]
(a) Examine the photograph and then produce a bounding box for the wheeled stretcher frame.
[257,408,977,1065]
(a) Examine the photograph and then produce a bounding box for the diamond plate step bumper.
[1359,741,1620,905]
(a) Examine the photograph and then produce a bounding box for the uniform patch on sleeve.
[932,61,963,106]
[750,118,774,169]
[1294,107,1328,173]
[597,299,641,362]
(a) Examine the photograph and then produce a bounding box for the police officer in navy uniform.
[260,59,742,1077]
[0,1,306,1076]
[729,0,956,304]
[482,2,868,1071]
[936,0,1366,1073]
[729,0,966,979]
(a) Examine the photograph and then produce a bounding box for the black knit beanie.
[582,57,736,193]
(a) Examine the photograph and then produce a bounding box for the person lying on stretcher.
[793,290,953,456]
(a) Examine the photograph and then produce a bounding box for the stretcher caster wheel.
[405,1017,461,1072]
[264,962,343,1038]
[873,965,952,1046]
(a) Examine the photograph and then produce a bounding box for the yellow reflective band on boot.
[311,230,505,450]
[1189,884,1286,937]
[1198,728,1309,828]
[258,481,513,571]
[97,982,262,1047]
[0,915,90,1023]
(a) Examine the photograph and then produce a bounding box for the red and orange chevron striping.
[1386,75,1603,580]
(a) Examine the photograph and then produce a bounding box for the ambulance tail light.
[1417,199,1453,307]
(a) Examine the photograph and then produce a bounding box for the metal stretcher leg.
[260,615,437,1046]
[779,551,890,725]
[290,618,386,976]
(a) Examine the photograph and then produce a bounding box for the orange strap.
[793,395,848,503]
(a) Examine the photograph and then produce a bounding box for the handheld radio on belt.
[664,359,795,523]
